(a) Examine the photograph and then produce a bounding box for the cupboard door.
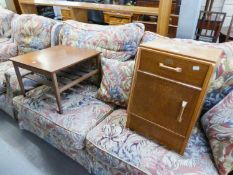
[129,71,200,137]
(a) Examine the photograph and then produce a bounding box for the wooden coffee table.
[10,46,101,114]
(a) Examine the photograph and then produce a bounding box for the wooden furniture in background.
[226,15,233,42]
[18,0,172,36]
[10,46,101,114]
[127,39,222,154]
[134,0,180,37]
[204,0,214,11]
[136,0,159,7]
[219,27,233,43]
[104,12,133,25]
[136,0,180,14]
[155,0,172,36]
[61,8,72,20]
[195,11,226,43]
[13,0,22,14]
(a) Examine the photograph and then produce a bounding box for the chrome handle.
[159,63,182,73]
[177,101,188,123]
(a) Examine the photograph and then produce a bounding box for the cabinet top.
[140,39,223,63]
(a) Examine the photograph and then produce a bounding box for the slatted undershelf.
[21,67,98,93]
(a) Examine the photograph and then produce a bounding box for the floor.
[0,110,90,175]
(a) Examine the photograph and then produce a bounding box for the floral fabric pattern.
[0,93,15,117]
[203,42,233,114]
[86,109,218,175]
[0,61,13,94]
[0,8,15,38]
[0,41,18,62]
[1,64,41,117]
[141,31,165,43]
[12,14,56,55]
[202,91,233,175]
[51,22,64,47]
[14,85,114,150]
[60,20,144,61]
[97,58,135,107]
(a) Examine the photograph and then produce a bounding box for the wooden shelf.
[19,0,159,16]
[22,68,98,93]
[18,0,173,36]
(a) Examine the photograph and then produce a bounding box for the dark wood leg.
[13,64,26,97]
[51,72,63,114]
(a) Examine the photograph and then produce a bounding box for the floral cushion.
[97,58,135,107]
[0,8,15,38]
[59,20,145,61]
[12,14,57,55]
[203,42,233,114]
[86,109,218,175]
[140,31,165,43]
[0,41,18,62]
[14,85,114,150]
[202,91,233,175]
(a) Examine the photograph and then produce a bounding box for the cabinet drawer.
[139,48,210,87]
[129,72,200,136]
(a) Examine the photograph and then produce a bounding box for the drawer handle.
[159,63,182,73]
[177,101,188,123]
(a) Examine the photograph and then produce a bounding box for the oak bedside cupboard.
[126,39,222,154]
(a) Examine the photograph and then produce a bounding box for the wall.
[0,0,6,8]
[222,0,233,26]
[5,0,17,12]
[176,0,203,39]
[201,0,225,12]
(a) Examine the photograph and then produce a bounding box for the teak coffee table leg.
[13,63,26,97]
[51,72,63,114]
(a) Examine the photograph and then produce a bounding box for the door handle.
[177,101,188,123]
[159,63,182,73]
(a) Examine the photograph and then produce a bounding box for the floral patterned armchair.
[0,7,15,41]
[0,8,18,62]
[0,14,58,117]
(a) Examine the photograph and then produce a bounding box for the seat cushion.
[202,91,233,175]
[60,20,145,61]
[13,85,114,151]
[12,14,57,55]
[86,109,218,175]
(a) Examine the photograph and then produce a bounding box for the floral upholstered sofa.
[0,10,232,175]
[0,8,58,117]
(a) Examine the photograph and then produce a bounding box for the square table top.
[10,46,101,73]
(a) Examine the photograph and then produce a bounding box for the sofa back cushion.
[201,91,233,175]
[59,20,145,61]
[12,14,56,55]
[0,8,15,38]
[140,31,165,44]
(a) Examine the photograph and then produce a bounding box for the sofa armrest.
[51,22,64,46]
[0,41,18,62]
